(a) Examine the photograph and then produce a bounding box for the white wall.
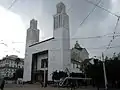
[23,50,32,81]
[23,39,52,81]
[23,3,71,81]
[48,49,63,81]
[23,35,71,81]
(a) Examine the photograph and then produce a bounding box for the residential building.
[0,55,24,78]
[71,41,89,73]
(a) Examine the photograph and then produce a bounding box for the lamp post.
[102,52,108,90]
[44,62,46,87]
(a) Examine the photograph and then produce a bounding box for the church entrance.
[34,70,48,82]
[31,50,48,83]
[32,70,48,83]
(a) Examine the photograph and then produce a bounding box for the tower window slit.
[54,17,55,29]
[59,15,60,28]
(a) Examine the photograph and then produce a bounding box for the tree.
[52,71,68,81]
[52,70,59,81]
[12,73,16,80]
[85,54,120,88]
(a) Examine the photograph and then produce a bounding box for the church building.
[23,2,71,82]
[23,2,89,82]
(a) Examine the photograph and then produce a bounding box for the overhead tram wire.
[51,33,120,41]
[87,45,120,50]
[6,1,120,54]
[36,45,120,51]
[8,0,18,9]
[84,0,120,54]
[0,43,8,47]
[11,33,120,45]
[66,0,102,37]
[77,0,102,28]
[105,17,120,52]
[7,0,120,43]
[7,0,23,54]
[84,0,119,18]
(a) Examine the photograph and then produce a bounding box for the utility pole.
[102,52,108,90]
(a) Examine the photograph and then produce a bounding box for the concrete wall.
[23,50,32,82]
[23,2,71,82]
[23,35,71,81]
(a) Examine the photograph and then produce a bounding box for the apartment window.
[76,64,78,68]
[5,64,9,67]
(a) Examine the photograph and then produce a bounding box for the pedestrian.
[40,81,43,87]
[70,80,76,90]
[0,78,5,90]
[115,80,118,88]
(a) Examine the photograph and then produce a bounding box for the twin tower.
[26,2,69,46]
[24,2,71,81]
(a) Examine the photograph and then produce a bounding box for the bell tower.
[53,2,69,38]
[26,19,39,47]
[53,2,71,72]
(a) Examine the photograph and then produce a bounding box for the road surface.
[4,84,119,90]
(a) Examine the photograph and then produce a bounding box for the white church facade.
[23,2,89,82]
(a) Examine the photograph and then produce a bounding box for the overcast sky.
[0,0,120,59]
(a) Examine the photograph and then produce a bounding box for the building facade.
[23,2,89,82]
[23,2,71,82]
[71,41,89,73]
[0,55,24,78]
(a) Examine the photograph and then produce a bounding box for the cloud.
[0,0,120,59]
[0,6,26,59]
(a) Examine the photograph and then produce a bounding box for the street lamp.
[44,62,46,87]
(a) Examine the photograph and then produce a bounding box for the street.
[4,84,120,90]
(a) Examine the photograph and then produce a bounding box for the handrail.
[59,77,92,87]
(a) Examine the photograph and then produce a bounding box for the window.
[5,64,9,67]
[41,58,48,68]
[76,64,78,68]
[59,15,60,27]
[56,16,58,28]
